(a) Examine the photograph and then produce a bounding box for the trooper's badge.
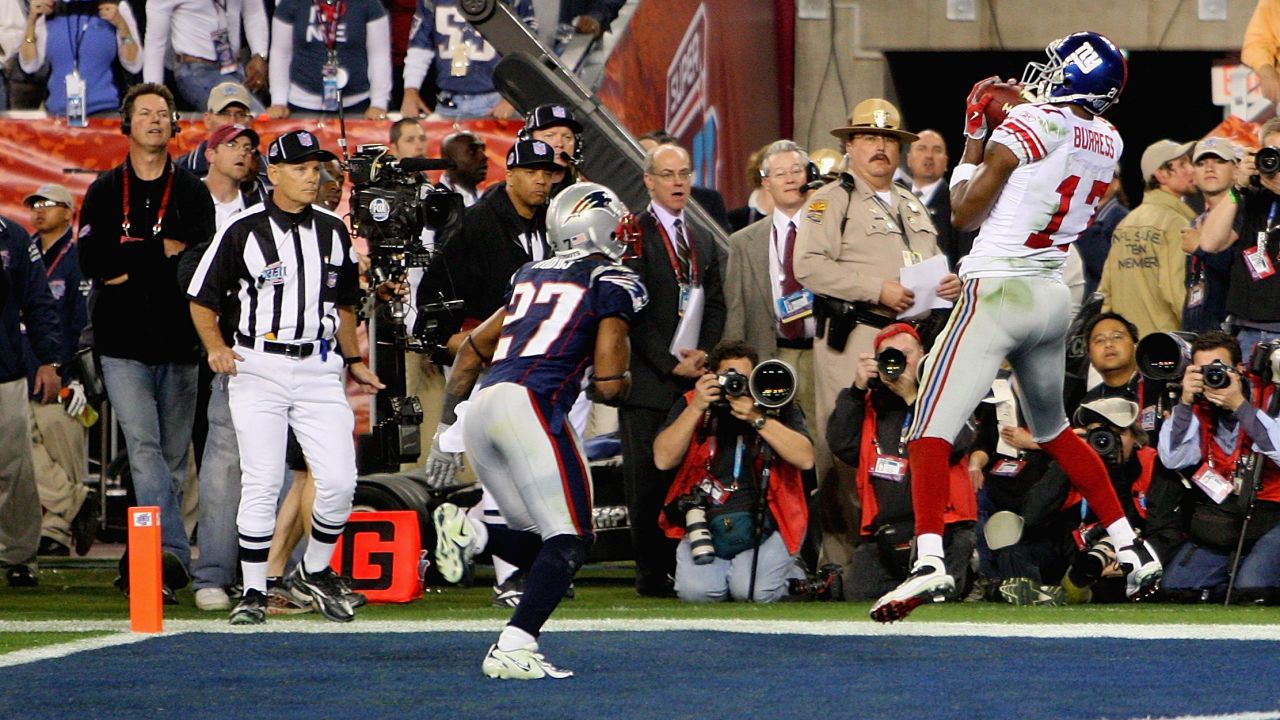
[806,199,827,224]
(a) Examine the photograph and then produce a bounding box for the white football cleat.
[870,555,954,623]
[1117,540,1162,600]
[433,502,478,585]
[482,644,574,680]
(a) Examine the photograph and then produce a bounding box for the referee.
[186,130,384,625]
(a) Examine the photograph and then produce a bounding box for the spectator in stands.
[826,323,977,601]
[1199,118,1280,357]
[901,129,974,270]
[726,143,772,232]
[78,83,215,602]
[1075,172,1129,297]
[269,0,391,119]
[619,142,726,597]
[439,130,488,204]
[22,185,95,558]
[553,0,624,50]
[1182,138,1240,335]
[1157,331,1280,603]
[1098,139,1197,339]
[0,213,61,587]
[638,130,732,232]
[18,0,141,117]
[722,139,824,483]
[141,0,268,111]
[399,0,534,120]
[654,340,811,603]
[1244,0,1280,105]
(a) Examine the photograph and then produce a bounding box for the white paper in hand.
[896,254,954,320]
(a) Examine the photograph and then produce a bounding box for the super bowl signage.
[665,4,718,189]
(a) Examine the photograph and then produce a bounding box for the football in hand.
[983,83,1030,128]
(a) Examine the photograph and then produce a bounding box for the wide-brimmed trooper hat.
[830,98,919,143]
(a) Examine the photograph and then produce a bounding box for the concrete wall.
[794,0,1257,151]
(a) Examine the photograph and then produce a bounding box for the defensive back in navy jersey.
[482,253,648,416]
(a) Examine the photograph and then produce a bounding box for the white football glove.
[63,381,87,418]
[425,422,463,488]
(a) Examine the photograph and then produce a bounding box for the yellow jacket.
[1099,188,1197,339]
[1244,0,1280,73]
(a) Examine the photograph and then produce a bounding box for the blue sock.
[509,535,589,637]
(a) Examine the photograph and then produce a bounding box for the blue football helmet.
[1020,31,1127,115]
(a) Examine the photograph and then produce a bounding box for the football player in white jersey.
[872,31,1164,622]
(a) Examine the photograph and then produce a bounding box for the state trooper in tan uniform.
[793,98,962,567]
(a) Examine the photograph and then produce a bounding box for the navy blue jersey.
[406,0,534,97]
[482,254,647,418]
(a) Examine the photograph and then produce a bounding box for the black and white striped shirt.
[186,199,360,343]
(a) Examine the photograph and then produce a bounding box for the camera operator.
[653,340,813,603]
[1157,331,1280,603]
[1198,117,1280,357]
[826,323,977,601]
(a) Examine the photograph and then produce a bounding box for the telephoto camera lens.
[876,347,907,381]
[684,506,716,565]
[1202,360,1232,390]
[717,369,749,398]
[1258,147,1280,175]
[1086,427,1121,460]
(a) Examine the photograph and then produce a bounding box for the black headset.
[517,109,583,165]
[119,97,181,137]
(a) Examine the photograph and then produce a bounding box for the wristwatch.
[751,416,767,431]
[343,355,362,367]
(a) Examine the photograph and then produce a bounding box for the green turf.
[4,564,1280,626]
[0,631,111,654]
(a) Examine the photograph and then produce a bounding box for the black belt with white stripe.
[236,333,319,359]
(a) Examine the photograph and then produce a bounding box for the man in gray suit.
[722,140,825,483]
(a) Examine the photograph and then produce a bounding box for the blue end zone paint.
[3,631,1279,720]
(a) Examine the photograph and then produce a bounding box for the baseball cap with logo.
[1074,396,1140,429]
[207,123,260,149]
[23,183,74,208]
[830,98,919,143]
[522,104,583,134]
[1140,139,1194,181]
[267,130,338,165]
[207,81,255,114]
[506,139,560,170]
[1192,136,1239,164]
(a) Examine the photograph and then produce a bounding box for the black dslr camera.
[716,368,749,402]
[1086,426,1122,465]
[876,347,907,381]
[1202,359,1233,390]
[1253,147,1280,186]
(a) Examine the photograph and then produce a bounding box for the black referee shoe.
[230,589,268,626]
[286,565,355,623]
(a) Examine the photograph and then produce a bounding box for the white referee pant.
[909,276,1073,444]
[463,383,593,541]
[228,346,357,554]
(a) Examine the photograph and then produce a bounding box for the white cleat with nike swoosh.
[482,644,574,680]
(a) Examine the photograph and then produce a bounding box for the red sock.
[1040,428,1125,527]
[907,437,953,537]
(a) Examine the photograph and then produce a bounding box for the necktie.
[779,221,803,340]
[913,188,924,199]
[672,218,691,281]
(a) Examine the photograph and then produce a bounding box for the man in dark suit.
[899,129,975,271]
[622,143,726,596]
[638,131,732,231]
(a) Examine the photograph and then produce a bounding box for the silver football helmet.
[546,182,636,261]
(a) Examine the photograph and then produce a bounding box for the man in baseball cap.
[267,130,338,165]
[181,82,261,178]
[205,124,264,227]
[1183,137,1241,334]
[23,184,75,210]
[1100,138,1198,338]
[520,104,584,170]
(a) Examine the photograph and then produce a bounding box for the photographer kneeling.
[1157,331,1280,603]
[654,340,813,603]
[827,323,977,601]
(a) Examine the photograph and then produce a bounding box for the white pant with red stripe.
[909,275,1072,444]
[463,382,593,540]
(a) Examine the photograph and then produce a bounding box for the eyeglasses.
[648,169,693,182]
[30,200,68,210]
[215,109,253,123]
[1090,332,1129,346]
[765,165,807,179]
[221,140,256,154]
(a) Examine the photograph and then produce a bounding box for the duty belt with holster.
[812,295,892,353]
